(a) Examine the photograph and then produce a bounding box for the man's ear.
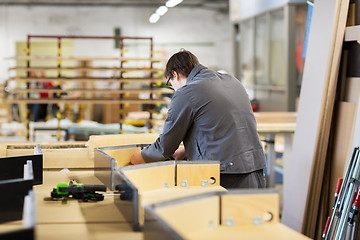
[173,71,180,81]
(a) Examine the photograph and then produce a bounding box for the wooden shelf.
[6,98,170,104]
[7,88,173,94]
[9,66,163,72]
[344,25,360,42]
[7,77,166,83]
[8,56,166,62]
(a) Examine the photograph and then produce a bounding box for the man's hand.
[130,150,146,165]
[172,147,186,160]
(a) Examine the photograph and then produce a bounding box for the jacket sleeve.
[141,89,194,162]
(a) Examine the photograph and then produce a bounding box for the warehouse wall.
[0,5,232,83]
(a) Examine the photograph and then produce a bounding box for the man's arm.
[130,150,145,165]
[172,147,186,160]
[130,146,186,165]
[141,90,194,162]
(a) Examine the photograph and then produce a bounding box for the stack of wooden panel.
[282,0,360,238]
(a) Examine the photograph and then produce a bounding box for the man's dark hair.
[165,49,200,79]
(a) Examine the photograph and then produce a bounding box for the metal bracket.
[225,216,234,227]
[201,180,208,187]
[181,180,188,187]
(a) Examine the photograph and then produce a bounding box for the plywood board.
[123,165,175,192]
[36,223,141,240]
[282,0,348,233]
[7,148,91,169]
[302,0,349,236]
[140,186,225,207]
[103,148,141,167]
[254,112,297,124]
[221,194,279,226]
[154,196,220,239]
[139,186,225,227]
[189,224,311,240]
[344,78,360,104]
[327,102,357,213]
[88,133,158,151]
[34,171,128,224]
[87,133,159,163]
[176,164,220,186]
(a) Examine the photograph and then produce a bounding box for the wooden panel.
[221,193,279,226]
[0,221,23,234]
[190,224,310,240]
[36,223,142,240]
[34,171,128,224]
[302,0,349,237]
[328,102,357,214]
[1,143,90,169]
[123,165,175,192]
[282,0,348,233]
[254,112,297,124]
[88,133,159,150]
[344,25,360,41]
[176,164,220,186]
[139,186,224,227]
[140,186,225,207]
[103,148,141,167]
[344,77,360,103]
[88,133,159,163]
[36,173,141,240]
[7,148,91,169]
[154,195,220,239]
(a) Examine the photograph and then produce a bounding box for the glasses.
[166,76,174,90]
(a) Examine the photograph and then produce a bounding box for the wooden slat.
[9,66,163,72]
[6,98,170,104]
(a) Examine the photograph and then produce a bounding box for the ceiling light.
[149,13,160,23]
[165,0,183,8]
[156,6,168,16]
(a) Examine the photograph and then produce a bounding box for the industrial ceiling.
[0,0,228,12]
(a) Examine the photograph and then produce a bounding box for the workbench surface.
[35,171,141,240]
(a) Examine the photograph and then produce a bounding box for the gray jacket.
[141,64,266,174]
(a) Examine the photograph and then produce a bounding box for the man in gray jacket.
[130,49,266,189]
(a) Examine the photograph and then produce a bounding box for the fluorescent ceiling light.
[156,6,168,16]
[165,0,183,8]
[149,13,160,23]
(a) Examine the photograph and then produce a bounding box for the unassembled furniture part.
[144,189,311,240]
[94,144,223,231]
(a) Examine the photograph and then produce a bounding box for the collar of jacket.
[186,64,207,83]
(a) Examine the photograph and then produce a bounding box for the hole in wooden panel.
[208,177,216,184]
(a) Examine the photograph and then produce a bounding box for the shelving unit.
[5,35,172,139]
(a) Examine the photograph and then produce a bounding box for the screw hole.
[209,177,216,184]
[263,212,273,222]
